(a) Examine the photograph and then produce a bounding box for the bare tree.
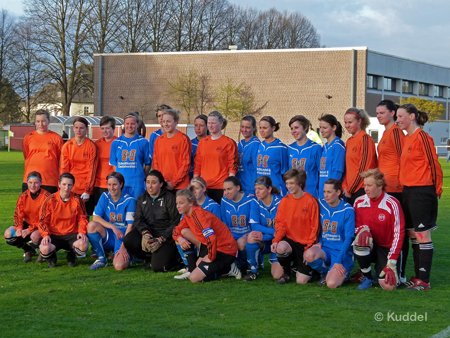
[0,10,16,94]
[202,0,229,50]
[118,0,152,52]
[148,0,173,52]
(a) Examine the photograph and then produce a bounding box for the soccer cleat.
[317,275,327,286]
[404,276,419,288]
[109,254,115,260]
[47,254,57,268]
[174,271,191,280]
[350,269,364,283]
[178,267,189,274]
[90,254,98,259]
[405,278,430,291]
[357,277,373,290]
[23,250,36,263]
[89,260,108,270]
[67,251,76,267]
[142,260,152,270]
[276,273,291,285]
[36,254,45,263]
[227,262,242,279]
[399,276,407,285]
[243,272,259,281]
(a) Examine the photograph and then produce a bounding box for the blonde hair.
[360,169,386,189]
[345,107,370,131]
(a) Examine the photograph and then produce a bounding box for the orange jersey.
[153,131,192,189]
[38,192,88,237]
[194,135,239,189]
[400,129,443,196]
[173,205,238,261]
[23,131,63,186]
[273,192,320,249]
[14,188,52,233]
[377,124,405,193]
[95,137,117,188]
[60,138,98,195]
[343,131,378,194]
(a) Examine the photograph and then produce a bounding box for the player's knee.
[379,280,396,291]
[189,269,203,283]
[303,250,316,263]
[296,274,310,285]
[87,221,97,232]
[4,226,14,238]
[114,260,129,271]
[73,245,87,258]
[326,279,341,289]
[40,247,55,258]
[30,231,41,243]
[415,231,431,243]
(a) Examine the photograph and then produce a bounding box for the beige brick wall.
[94,48,367,143]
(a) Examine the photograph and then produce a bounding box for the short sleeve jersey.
[249,194,281,242]
[93,192,136,230]
[221,194,256,240]
[200,195,221,218]
[237,136,260,195]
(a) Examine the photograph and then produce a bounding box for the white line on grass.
[430,325,450,338]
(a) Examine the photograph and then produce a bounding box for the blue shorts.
[123,184,145,200]
[261,240,278,264]
[322,246,354,278]
[102,227,127,255]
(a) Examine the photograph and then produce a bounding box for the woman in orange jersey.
[343,108,377,206]
[22,110,63,194]
[60,117,98,215]
[194,111,239,204]
[396,103,443,291]
[153,109,192,191]
[271,169,320,285]
[376,99,408,283]
[93,116,118,206]
[173,188,239,282]
[4,171,50,262]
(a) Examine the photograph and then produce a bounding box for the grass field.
[0,149,449,338]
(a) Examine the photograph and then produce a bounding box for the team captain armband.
[202,227,215,238]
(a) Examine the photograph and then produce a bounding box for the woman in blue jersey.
[318,114,346,199]
[244,176,284,281]
[237,116,260,195]
[189,115,208,179]
[255,116,289,196]
[221,176,257,272]
[304,179,355,288]
[87,172,136,270]
[288,115,322,197]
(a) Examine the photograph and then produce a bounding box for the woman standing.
[194,111,239,204]
[189,115,208,179]
[342,108,377,206]
[256,116,289,196]
[397,104,442,290]
[237,116,260,195]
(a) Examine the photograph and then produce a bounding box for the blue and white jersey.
[288,139,322,197]
[255,139,289,196]
[200,195,221,218]
[237,136,260,195]
[93,192,136,230]
[110,134,150,197]
[189,137,200,178]
[148,128,164,165]
[249,194,281,242]
[318,137,346,199]
[221,194,256,239]
[318,198,355,264]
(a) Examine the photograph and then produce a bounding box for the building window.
[434,85,443,97]
[383,77,396,91]
[367,75,378,89]
[369,130,379,143]
[84,106,90,115]
[402,81,413,94]
[419,83,429,96]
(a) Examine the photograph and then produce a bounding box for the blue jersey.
[221,194,256,239]
[110,134,150,198]
[318,137,346,198]
[93,192,136,230]
[148,128,164,165]
[255,139,289,196]
[237,136,260,195]
[189,137,200,178]
[249,194,281,242]
[318,198,355,264]
[200,195,221,218]
[288,139,322,197]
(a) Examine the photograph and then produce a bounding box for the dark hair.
[27,171,42,181]
[155,104,172,118]
[106,171,125,188]
[241,115,257,136]
[145,170,167,189]
[194,114,209,136]
[283,169,307,190]
[35,109,50,121]
[100,116,116,129]
[208,111,227,129]
[74,117,89,127]
[377,100,399,121]
[177,189,198,206]
[398,103,429,127]
[324,178,342,198]
[318,114,343,138]
[60,172,75,184]
[345,108,370,131]
[223,176,242,191]
[289,115,310,132]
[124,113,138,122]
[260,116,280,132]
[254,175,280,195]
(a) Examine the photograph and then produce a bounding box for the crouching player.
[271,169,320,285]
[87,172,136,270]
[353,169,405,290]
[38,173,89,267]
[5,171,49,262]
[173,189,239,282]
[304,179,355,288]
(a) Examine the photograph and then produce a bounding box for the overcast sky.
[2,0,449,68]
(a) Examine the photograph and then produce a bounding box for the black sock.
[400,235,409,278]
[276,252,292,275]
[418,242,433,283]
[355,253,373,280]
[411,238,420,278]
[183,245,197,272]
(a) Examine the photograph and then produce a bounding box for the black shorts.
[197,244,236,277]
[280,237,313,277]
[93,187,108,207]
[50,233,79,252]
[402,186,438,232]
[366,243,401,278]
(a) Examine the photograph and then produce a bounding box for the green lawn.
[0,149,449,338]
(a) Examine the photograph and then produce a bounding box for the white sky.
[2,0,449,68]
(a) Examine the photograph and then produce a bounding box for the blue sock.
[87,232,106,263]
[238,249,248,271]
[308,258,327,275]
[246,242,260,273]
[258,250,265,269]
[176,243,188,266]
